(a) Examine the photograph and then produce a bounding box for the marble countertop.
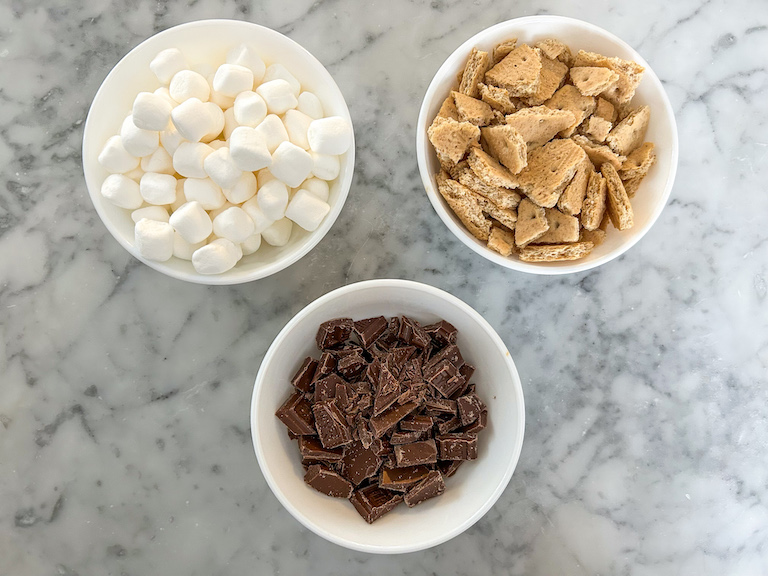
[2,1,767,574]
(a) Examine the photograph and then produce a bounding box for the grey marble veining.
[1,0,767,574]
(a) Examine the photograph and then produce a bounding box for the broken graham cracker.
[519,242,594,262]
[579,227,607,246]
[622,173,646,198]
[485,44,542,98]
[581,169,607,231]
[475,195,517,231]
[619,141,656,180]
[571,134,626,170]
[480,125,527,174]
[458,166,522,210]
[436,171,491,241]
[605,105,651,156]
[535,208,580,244]
[458,48,490,98]
[467,146,519,189]
[452,91,494,126]
[573,50,645,105]
[492,38,518,65]
[535,38,573,67]
[544,84,597,137]
[516,138,587,208]
[569,66,620,97]
[505,105,575,149]
[479,83,518,114]
[585,116,613,143]
[487,225,516,256]
[427,116,480,164]
[557,155,592,215]
[515,198,549,247]
[436,95,459,120]
[594,97,617,122]
[602,163,634,230]
[523,55,569,106]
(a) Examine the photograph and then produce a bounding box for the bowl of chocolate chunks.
[251,279,525,553]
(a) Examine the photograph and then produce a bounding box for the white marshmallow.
[173,142,213,178]
[171,98,216,142]
[283,110,313,150]
[222,170,257,204]
[98,136,139,173]
[213,64,254,98]
[270,141,313,188]
[301,177,330,202]
[170,179,187,211]
[208,140,227,150]
[124,166,145,181]
[256,79,298,115]
[209,90,235,110]
[208,201,235,221]
[135,218,174,262]
[201,102,225,143]
[285,189,331,231]
[192,238,242,274]
[227,44,266,83]
[150,48,188,84]
[140,146,174,175]
[160,122,185,156]
[140,172,178,205]
[261,218,293,247]
[297,91,324,120]
[169,70,210,103]
[223,107,239,140]
[203,146,242,190]
[310,150,340,181]
[229,126,271,171]
[101,174,143,209]
[120,115,159,158]
[307,116,353,155]
[131,205,170,223]
[263,63,300,96]
[213,206,255,244]
[257,169,276,187]
[241,197,275,233]
[233,91,267,127]
[256,179,289,220]
[241,233,262,255]
[133,92,173,131]
[172,232,205,260]
[183,178,225,210]
[169,201,212,244]
[153,87,176,107]
[253,114,289,153]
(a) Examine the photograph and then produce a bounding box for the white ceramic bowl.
[250,279,525,553]
[82,19,354,285]
[416,15,678,275]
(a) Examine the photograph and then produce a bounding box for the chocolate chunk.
[276,392,316,435]
[401,356,423,382]
[457,392,487,426]
[298,436,344,462]
[461,410,488,434]
[316,318,353,350]
[427,344,464,370]
[349,484,403,524]
[353,316,388,348]
[305,464,354,498]
[356,417,373,449]
[404,470,445,507]
[369,402,418,438]
[424,397,458,414]
[313,352,337,381]
[398,317,431,349]
[312,400,353,449]
[394,439,438,467]
[379,465,431,491]
[400,415,434,432]
[291,357,318,393]
[436,433,478,460]
[314,373,344,403]
[365,358,381,388]
[438,459,464,478]
[342,441,383,485]
[335,382,353,412]
[459,363,475,382]
[389,430,424,444]
[372,364,401,416]
[337,349,367,380]
[387,346,416,376]
[437,415,462,435]
[425,359,464,398]
[424,320,458,345]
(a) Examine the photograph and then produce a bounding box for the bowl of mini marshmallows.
[83,19,354,284]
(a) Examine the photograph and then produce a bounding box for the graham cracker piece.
[458,166,522,209]
[437,151,456,177]
[516,138,587,208]
[605,105,651,156]
[459,48,491,98]
[601,163,633,230]
[489,110,506,125]
[622,173,646,198]
[452,91,494,126]
[523,55,569,106]
[487,225,516,256]
[477,197,517,231]
[505,105,575,149]
[544,85,597,137]
[535,208,580,244]
[557,155,592,215]
[594,97,616,122]
[519,242,594,262]
[581,169,607,231]
[479,83,517,114]
[535,39,573,67]
[569,66,620,97]
[572,134,626,170]
[480,125,528,174]
[436,171,491,241]
[515,198,549,246]
[579,227,606,246]
[492,39,518,65]
[573,50,645,105]
[467,147,519,189]
[428,116,481,164]
[620,142,656,180]
[485,44,542,98]
[437,95,459,120]
[585,116,613,143]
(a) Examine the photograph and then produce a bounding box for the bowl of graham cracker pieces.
[416,16,678,274]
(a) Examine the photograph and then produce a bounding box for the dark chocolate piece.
[379,465,431,491]
[353,316,388,348]
[305,464,354,498]
[371,436,393,458]
[438,459,464,478]
[436,433,478,461]
[356,417,373,449]
[298,436,344,462]
[312,400,353,449]
[424,397,458,414]
[342,440,383,485]
[425,359,464,398]
[365,358,381,388]
[461,410,488,434]
[349,484,403,524]
[337,349,367,380]
[424,320,458,345]
[316,318,353,350]
[459,363,475,382]
[291,357,318,393]
[400,415,434,432]
[313,352,337,381]
[372,364,401,416]
[404,470,445,507]
[389,430,424,445]
[369,402,418,438]
[313,373,344,403]
[437,415,461,435]
[276,392,316,435]
[334,382,353,412]
[394,439,438,467]
[398,317,431,349]
[386,346,416,376]
[401,356,423,382]
[457,392,487,426]
[427,344,464,370]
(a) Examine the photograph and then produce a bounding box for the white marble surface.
[1,0,767,574]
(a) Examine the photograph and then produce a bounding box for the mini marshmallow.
[150,48,188,84]
[171,98,217,142]
[133,92,173,131]
[256,179,290,220]
[203,146,242,189]
[233,91,267,127]
[261,218,293,247]
[183,178,226,210]
[241,233,262,255]
[170,179,187,212]
[283,109,313,150]
[140,146,174,175]
[134,218,174,262]
[310,150,340,181]
[192,238,242,274]
[270,141,313,188]
[98,136,139,174]
[213,206,255,244]
[257,169,276,187]
[263,63,300,96]
[169,70,210,103]
[172,232,205,261]
[201,102,225,143]
[307,116,353,155]
[140,172,178,205]
[131,205,170,223]
[169,201,212,244]
[285,189,331,231]
[301,177,330,202]
[209,90,235,110]
[256,79,298,115]
[101,174,143,209]
[124,166,145,181]
[242,197,275,233]
[227,44,266,83]
[173,142,213,178]
[153,87,176,107]
[253,114,289,153]
[208,140,228,150]
[120,115,159,158]
[229,126,271,171]
[208,201,235,221]
[223,107,239,140]
[297,91,324,120]
[222,170,257,204]
[160,122,185,156]
[212,64,254,98]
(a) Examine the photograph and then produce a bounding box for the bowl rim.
[82,18,355,285]
[250,278,526,554]
[415,14,679,276]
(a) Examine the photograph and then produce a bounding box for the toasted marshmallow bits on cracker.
[97,44,352,274]
[427,39,655,262]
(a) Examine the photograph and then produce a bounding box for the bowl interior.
[417,16,678,274]
[251,280,524,553]
[82,19,354,284]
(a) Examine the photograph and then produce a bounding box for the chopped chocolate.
[316,318,354,350]
[401,356,423,382]
[461,410,488,434]
[437,415,462,435]
[424,397,458,414]
[313,352,337,381]
[400,415,434,432]
[379,465,431,491]
[436,433,478,461]
[459,363,475,382]
[312,400,353,449]
[389,430,424,444]
[291,357,318,393]
[365,358,381,388]
[427,344,464,370]
[342,440,382,485]
[372,364,401,416]
[424,320,458,345]
[353,316,388,348]
[337,349,367,380]
[313,373,344,403]
[369,402,418,438]
[425,359,464,398]
[371,436,393,458]
[438,459,464,478]
[298,436,344,462]
[276,392,316,435]
[394,439,438,467]
[335,382,352,411]
[397,317,432,349]
[349,484,403,524]
[404,470,445,507]
[305,464,354,498]
[356,417,373,449]
[457,392,487,426]
[387,346,417,376]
